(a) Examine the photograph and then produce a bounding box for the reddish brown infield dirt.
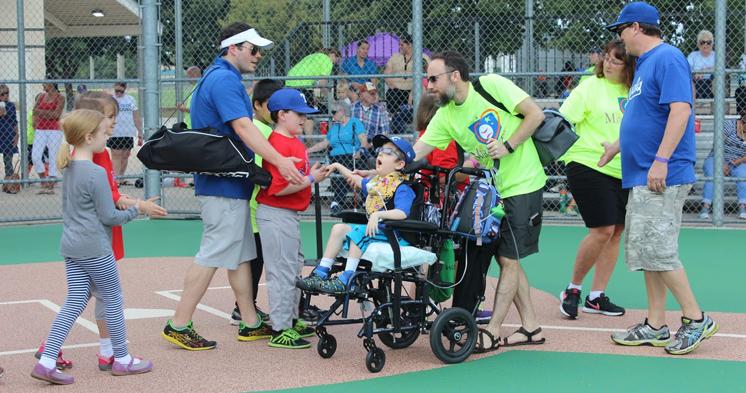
[1,257,744,392]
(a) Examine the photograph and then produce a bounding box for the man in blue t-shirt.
[162,22,305,351]
[600,2,718,356]
[341,40,379,85]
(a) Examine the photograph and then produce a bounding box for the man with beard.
[414,51,547,352]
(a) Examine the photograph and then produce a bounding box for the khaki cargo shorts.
[624,184,691,272]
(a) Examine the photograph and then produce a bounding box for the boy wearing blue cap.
[602,2,718,355]
[298,134,417,294]
[256,88,330,349]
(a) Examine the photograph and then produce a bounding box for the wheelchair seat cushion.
[340,242,437,272]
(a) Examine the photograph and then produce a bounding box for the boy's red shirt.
[93,150,124,261]
[417,130,468,193]
[257,131,312,212]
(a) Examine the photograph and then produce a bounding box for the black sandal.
[502,326,546,347]
[473,328,501,353]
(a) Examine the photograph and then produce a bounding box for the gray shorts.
[195,196,256,270]
[91,285,122,320]
[624,185,690,272]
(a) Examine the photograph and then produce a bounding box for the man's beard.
[434,85,456,107]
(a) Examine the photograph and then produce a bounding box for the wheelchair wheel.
[429,307,477,364]
[317,334,337,359]
[374,297,422,349]
[365,347,386,373]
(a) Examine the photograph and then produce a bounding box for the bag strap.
[472,76,525,120]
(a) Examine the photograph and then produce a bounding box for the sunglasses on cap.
[699,40,713,45]
[375,147,404,160]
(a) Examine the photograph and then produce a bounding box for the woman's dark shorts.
[566,162,629,228]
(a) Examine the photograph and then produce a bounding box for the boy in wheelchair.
[297,135,418,294]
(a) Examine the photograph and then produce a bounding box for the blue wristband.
[307,174,315,184]
[654,156,669,163]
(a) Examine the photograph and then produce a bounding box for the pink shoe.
[30,363,74,385]
[111,356,153,376]
[34,341,73,369]
[97,354,114,371]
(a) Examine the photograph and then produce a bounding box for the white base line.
[154,291,230,319]
[502,323,746,339]
[159,284,265,293]
[0,342,100,357]
[0,299,99,334]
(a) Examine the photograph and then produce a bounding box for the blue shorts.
[344,224,409,254]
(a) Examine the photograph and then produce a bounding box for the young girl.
[256,88,329,349]
[31,110,154,385]
[35,95,166,371]
[298,134,416,294]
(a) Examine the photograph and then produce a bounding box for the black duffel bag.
[137,123,272,187]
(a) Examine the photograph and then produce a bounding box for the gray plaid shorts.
[623,184,691,272]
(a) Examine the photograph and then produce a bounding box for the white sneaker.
[738,209,746,220]
[698,210,710,219]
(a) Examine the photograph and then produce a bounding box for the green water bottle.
[490,204,505,219]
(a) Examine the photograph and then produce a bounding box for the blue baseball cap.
[372,134,416,164]
[606,2,660,32]
[267,88,318,114]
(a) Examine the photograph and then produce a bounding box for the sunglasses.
[613,23,634,35]
[238,43,260,56]
[427,70,454,84]
[114,89,125,94]
[699,40,713,45]
[375,147,403,160]
[0,92,8,96]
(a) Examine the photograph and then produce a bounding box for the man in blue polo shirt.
[341,40,379,85]
[600,2,718,356]
[162,22,305,351]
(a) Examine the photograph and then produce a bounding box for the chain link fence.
[1,0,744,226]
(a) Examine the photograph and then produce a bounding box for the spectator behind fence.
[285,48,340,109]
[32,83,64,194]
[698,107,746,220]
[384,34,430,124]
[688,30,715,99]
[176,66,203,128]
[352,81,390,140]
[579,47,603,84]
[557,39,635,320]
[341,40,379,85]
[556,61,576,98]
[110,82,142,185]
[0,84,18,181]
[308,99,370,214]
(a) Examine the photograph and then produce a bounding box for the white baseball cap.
[220,28,273,50]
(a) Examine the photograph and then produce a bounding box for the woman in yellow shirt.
[558,40,635,320]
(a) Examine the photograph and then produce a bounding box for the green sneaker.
[237,320,272,342]
[665,314,719,355]
[161,320,217,350]
[268,328,311,349]
[611,318,671,347]
[293,319,314,338]
[296,274,325,291]
[318,277,348,294]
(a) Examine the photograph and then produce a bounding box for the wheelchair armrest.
[382,219,440,233]
[331,210,368,224]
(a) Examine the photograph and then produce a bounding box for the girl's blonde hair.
[57,109,105,170]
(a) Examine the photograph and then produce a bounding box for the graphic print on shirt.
[469,109,502,145]
[618,97,628,113]
[628,77,642,102]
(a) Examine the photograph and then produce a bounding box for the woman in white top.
[109,82,142,185]
[687,30,715,99]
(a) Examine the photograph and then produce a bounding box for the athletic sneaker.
[237,320,272,342]
[297,274,326,292]
[698,208,710,220]
[293,319,315,338]
[161,320,217,350]
[611,318,671,347]
[581,294,625,316]
[738,207,746,220]
[97,354,114,371]
[300,305,323,323]
[559,288,581,319]
[268,329,311,349]
[230,304,271,326]
[318,277,348,294]
[475,309,493,322]
[665,314,719,355]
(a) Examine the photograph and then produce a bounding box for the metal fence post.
[175,0,184,125]
[16,0,28,181]
[712,0,727,227]
[411,0,423,130]
[142,0,161,200]
[474,20,481,74]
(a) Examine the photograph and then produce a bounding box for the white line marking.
[502,323,746,339]
[0,299,98,334]
[154,291,230,319]
[0,342,101,357]
[158,284,265,293]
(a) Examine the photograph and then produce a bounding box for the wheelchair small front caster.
[317,334,337,359]
[365,347,385,373]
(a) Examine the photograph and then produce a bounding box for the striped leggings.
[42,254,129,360]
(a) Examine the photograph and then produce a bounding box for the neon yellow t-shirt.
[421,74,547,198]
[559,75,627,179]
[285,53,333,88]
[250,119,273,233]
[578,66,595,84]
[27,111,35,144]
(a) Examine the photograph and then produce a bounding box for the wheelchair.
[300,161,494,373]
